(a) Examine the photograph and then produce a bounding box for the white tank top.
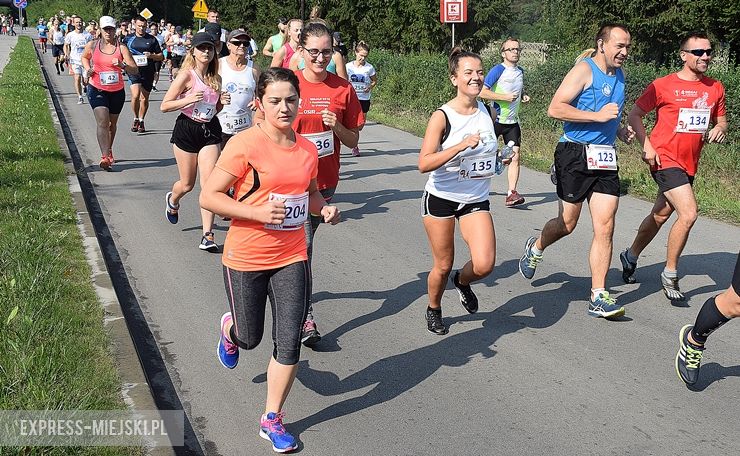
[217,57,256,135]
[424,101,497,203]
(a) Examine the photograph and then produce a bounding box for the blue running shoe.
[587,291,625,318]
[259,412,297,453]
[519,236,542,280]
[199,232,219,252]
[217,312,238,369]
[165,192,179,224]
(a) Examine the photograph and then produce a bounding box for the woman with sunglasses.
[217,29,260,147]
[270,18,302,69]
[161,32,228,252]
[292,21,364,346]
[200,67,340,453]
[80,16,138,170]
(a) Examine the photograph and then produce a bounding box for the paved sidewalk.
[0,34,18,76]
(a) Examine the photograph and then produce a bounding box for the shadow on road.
[291,270,583,435]
[686,362,740,392]
[609,251,737,307]
[331,189,422,221]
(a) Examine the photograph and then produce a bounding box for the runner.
[518,24,635,318]
[200,67,340,454]
[345,40,376,156]
[292,21,364,346]
[125,15,163,133]
[160,32,226,252]
[37,19,49,53]
[262,17,287,57]
[620,32,728,300]
[479,37,531,207]
[149,22,165,91]
[80,16,138,171]
[50,18,66,75]
[116,21,128,43]
[676,252,740,385]
[64,17,93,104]
[217,29,260,147]
[417,47,498,335]
[167,26,187,81]
[269,18,301,69]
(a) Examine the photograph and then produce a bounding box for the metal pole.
[452,23,455,48]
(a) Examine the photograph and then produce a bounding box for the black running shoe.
[451,271,478,313]
[676,324,703,385]
[426,307,448,335]
[619,248,638,284]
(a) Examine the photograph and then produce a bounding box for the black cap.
[191,32,216,49]
[204,22,221,41]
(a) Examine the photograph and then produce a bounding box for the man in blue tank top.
[519,24,635,319]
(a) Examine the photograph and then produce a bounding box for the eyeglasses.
[682,48,712,57]
[503,48,521,53]
[304,48,333,59]
[229,40,249,47]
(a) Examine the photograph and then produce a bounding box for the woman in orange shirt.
[200,67,340,453]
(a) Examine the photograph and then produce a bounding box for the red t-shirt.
[216,126,318,272]
[635,73,726,176]
[293,70,365,190]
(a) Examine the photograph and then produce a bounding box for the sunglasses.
[304,48,333,59]
[229,40,249,47]
[682,48,712,57]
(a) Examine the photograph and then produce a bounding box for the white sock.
[591,288,606,301]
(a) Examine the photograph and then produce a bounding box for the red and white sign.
[440,0,467,23]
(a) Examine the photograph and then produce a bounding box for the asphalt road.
[38,47,739,455]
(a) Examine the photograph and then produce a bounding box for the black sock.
[691,296,731,346]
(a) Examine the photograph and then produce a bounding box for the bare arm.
[418,110,480,173]
[333,52,347,80]
[308,179,340,223]
[160,71,199,112]
[120,46,139,75]
[707,115,728,143]
[479,87,517,102]
[547,61,618,123]
[200,167,285,224]
[262,37,274,57]
[627,104,661,167]
[270,46,285,68]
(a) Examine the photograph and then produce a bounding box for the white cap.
[99,16,116,29]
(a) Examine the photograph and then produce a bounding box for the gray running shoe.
[661,272,686,301]
[676,324,703,385]
[587,291,625,318]
[519,236,542,280]
[619,248,638,284]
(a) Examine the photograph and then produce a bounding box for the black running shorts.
[128,71,154,92]
[359,99,371,114]
[421,191,490,219]
[170,113,222,153]
[553,141,620,203]
[86,85,125,115]
[51,44,64,57]
[494,122,521,147]
[651,167,695,193]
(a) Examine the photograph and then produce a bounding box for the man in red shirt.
[620,31,728,300]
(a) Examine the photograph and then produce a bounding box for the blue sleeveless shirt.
[560,58,625,145]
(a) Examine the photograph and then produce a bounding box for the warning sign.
[191,0,209,13]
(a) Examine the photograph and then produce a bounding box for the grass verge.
[0,37,140,455]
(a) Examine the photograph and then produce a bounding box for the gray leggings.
[223,261,310,365]
[303,187,336,321]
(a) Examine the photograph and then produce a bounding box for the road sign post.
[14,0,28,31]
[439,0,467,48]
[192,0,208,31]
